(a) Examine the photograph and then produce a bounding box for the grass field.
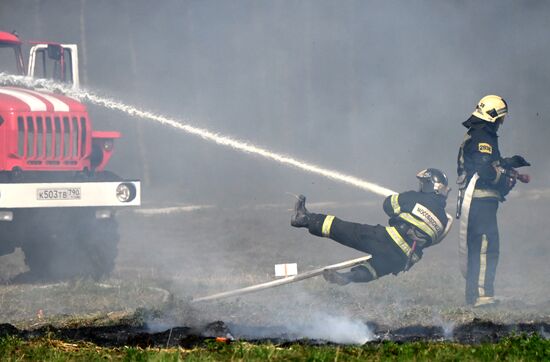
[0,334,548,361]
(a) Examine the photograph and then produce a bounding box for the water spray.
[0,74,395,197]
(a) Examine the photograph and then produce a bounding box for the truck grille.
[17,116,87,164]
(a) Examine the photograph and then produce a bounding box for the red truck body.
[0,30,140,281]
[0,88,118,172]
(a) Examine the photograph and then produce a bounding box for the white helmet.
[472,95,508,123]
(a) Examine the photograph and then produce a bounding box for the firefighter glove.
[503,155,531,168]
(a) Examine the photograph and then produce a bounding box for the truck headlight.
[95,209,112,219]
[103,139,114,151]
[116,183,136,202]
[0,211,13,222]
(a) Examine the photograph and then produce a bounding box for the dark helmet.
[416,168,450,197]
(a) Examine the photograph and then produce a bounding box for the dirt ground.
[0,192,548,343]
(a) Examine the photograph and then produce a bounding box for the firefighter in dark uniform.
[291,169,452,285]
[457,95,530,307]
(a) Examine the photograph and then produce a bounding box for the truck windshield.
[33,46,73,84]
[0,44,21,75]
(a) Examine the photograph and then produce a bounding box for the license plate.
[37,187,81,201]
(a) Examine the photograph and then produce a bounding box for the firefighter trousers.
[465,198,500,305]
[307,214,408,283]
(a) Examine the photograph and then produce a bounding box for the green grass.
[0,334,548,361]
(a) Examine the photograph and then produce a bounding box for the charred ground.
[0,319,549,347]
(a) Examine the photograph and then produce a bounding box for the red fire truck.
[0,31,140,281]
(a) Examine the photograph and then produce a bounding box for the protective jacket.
[383,191,449,251]
[457,117,513,200]
[306,190,448,283]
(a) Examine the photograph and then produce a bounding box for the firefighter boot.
[291,194,310,228]
[473,296,499,308]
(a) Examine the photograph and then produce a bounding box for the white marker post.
[192,255,372,303]
[274,263,298,277]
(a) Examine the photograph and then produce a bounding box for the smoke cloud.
[287,312,375,344]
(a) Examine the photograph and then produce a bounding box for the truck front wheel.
[18,209,119,282]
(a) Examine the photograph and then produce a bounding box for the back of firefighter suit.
[291,169,452,286]
[456,95,531,307]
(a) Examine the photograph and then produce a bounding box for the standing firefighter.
[291,169,452,285]
[456,95,530,307]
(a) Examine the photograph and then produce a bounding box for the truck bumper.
[0,181,140,208]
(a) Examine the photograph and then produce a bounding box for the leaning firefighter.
[456,95,530,307]
[291,169,452,285]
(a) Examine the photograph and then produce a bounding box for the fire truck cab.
[0,31,140,281]
[0,32,76,84]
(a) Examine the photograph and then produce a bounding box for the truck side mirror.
[47,44,62,61]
